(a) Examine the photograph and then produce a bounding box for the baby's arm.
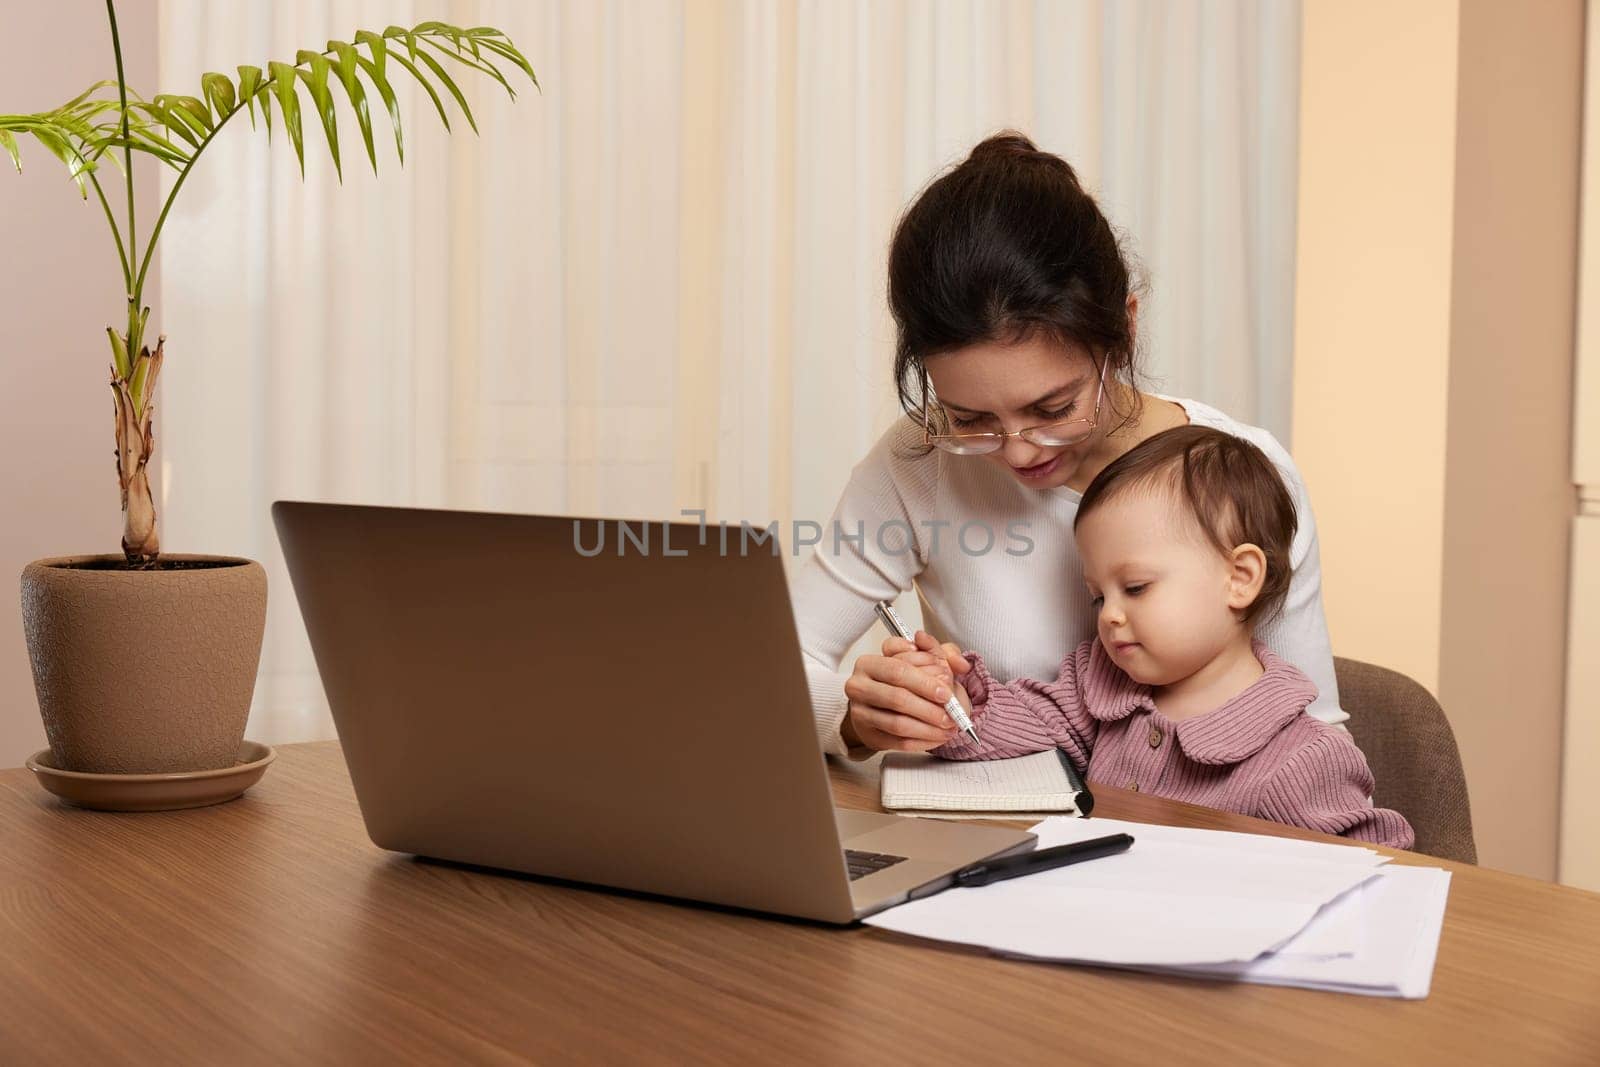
[1257,733,1415,850]
[908,638,1096,772]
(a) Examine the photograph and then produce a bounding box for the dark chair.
[1334,657,1477,864]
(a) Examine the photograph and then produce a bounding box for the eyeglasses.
[921,359,1108,456]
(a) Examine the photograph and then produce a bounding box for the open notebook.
[881,750,1092,817]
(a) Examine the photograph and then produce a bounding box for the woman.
[792,132,1341,756]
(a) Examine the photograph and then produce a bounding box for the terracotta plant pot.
[20,555,267,774]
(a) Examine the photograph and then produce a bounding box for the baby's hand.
[882,629,968,669]
[918,630,970,679]
[880,630,973,706]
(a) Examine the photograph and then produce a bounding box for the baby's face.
[1076,489,1245,687]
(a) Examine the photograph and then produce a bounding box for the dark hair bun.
[968,131,1040,159]
[889,130,1134,430]
[966,131,1079,183]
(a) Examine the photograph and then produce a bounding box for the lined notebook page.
[881,751,1082,812]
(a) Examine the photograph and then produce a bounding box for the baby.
[886,425,1413,849]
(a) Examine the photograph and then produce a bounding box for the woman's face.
[923,336,1109,492]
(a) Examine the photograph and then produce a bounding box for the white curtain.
[158,0,1301,744]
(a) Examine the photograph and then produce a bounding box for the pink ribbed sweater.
[935,640,1414,850]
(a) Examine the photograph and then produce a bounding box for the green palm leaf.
[296,52,341,180]
[411,46,477,134]
[4,113,128,190]
[129,100,199,149]
[476,35,539,88]
[5,18,537,341]
[420,32,515,100]
[329,42,375,173]
[0,14,544,187]
[387,49,453,133]
[200,73,236,119]
[352,31,402,164]
[355,54,403,165]
[266,61,306,175]
[109,123,193,167]
[238,65,263,128]
[34,129,89,188]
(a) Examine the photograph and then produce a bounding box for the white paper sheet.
[866,816,1452,998]
[1164,867,1452,998]
[867,818,1387,966]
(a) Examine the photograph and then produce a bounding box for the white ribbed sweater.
[791,396,1345,757]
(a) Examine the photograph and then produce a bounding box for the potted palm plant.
[4,2,535,785]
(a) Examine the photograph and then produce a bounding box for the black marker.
[952,832,1133,887]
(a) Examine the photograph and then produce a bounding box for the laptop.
[271,501,1035,924]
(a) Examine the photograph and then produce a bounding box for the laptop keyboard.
[845,849,908,881]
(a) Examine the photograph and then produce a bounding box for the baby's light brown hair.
[1074,425,1298,626]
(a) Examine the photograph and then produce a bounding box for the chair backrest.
[1334,657,1477,864]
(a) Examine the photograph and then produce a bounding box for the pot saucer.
[26,740,276,812]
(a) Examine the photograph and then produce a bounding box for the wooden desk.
[1,742,1596,1065]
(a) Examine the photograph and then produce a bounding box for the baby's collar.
[1080,640,1319,765]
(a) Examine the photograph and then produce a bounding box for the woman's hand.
[840,630,973,752]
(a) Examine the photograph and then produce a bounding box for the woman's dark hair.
[888,131,1141,437]
[1075,425,1299,628]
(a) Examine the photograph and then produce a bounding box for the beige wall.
[1293,0,1461,695]
[1566,519,1600,888]
[0,1,161,767]
[1294,0,1581,879]
[1440,0,1581,884]
[1561,0,1600,892]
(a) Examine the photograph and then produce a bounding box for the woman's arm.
[790,421,945,756]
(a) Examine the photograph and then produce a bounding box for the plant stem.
[106,0,141,362]
[86,168,132,293]
[107,0,135,286]
[131,100,247,304]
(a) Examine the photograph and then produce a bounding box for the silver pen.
[873,600,981,746]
